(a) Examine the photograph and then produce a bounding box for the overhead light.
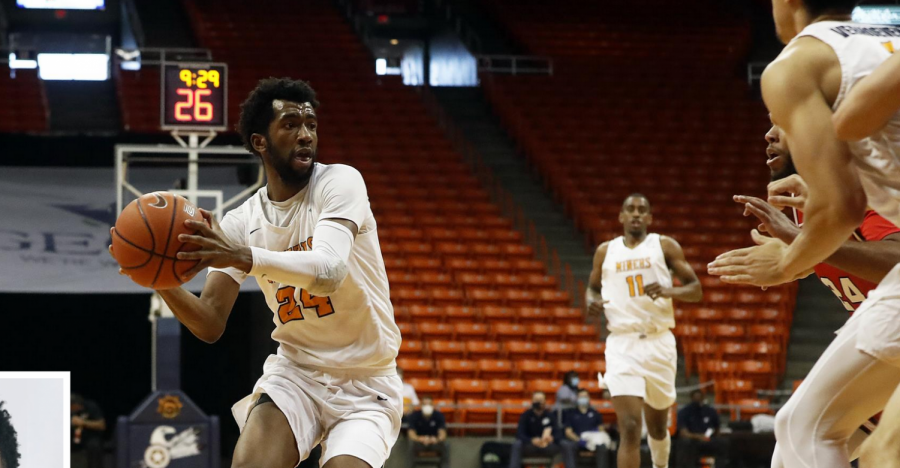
[390,39,399,45]
[376,58,387,75]
[8,52,37,69]
[38,53,109,80]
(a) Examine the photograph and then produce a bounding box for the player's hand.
[707,230,796,287]
[177,208,253,279]
[644,283,672,300]
[733,195,801,244]
[767,174,808,210]
[586,299,608,319]
[72,416,86,427]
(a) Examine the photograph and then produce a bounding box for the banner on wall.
[0,167,259,293]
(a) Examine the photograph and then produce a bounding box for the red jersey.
[795,210,900,312]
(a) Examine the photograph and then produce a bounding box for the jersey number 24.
[276,286,335,323]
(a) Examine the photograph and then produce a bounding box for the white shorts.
[602,330,677,410]
[232,354,403,468]
[846,263,900,368]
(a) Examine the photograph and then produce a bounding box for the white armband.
[248,220,355,295]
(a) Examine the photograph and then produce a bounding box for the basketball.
[111,192,206,289]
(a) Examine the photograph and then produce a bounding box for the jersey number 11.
[626,275,644,297]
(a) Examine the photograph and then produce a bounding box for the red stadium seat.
[407,378,445,398]
[556,360,592,380]
[539,290,571,307]
[489,379,526,400]
[529,324,563,343]
[439,359,478,379]
[517,307,547,324]
[715,379,755,404]
[482,306,517,323]
[719,342,752,361]
[552,307,585,325]
[397,322,418,339]
[565,324,598,342]
[494,323,529,341]
[454,323,490,340]
[541,341,577,361]
[445,306,479,323]
[504,290,537,308]
[449,379,490,400]
[399,340,425,359]
[505,341,541,361]
[419,323,454,341]
[432,288,465,306]
[428,340,466,360]
[732,398,774,420]
[577,341,606,360]
[396,358,434,379]
[526,379,562,402]
[517,360,556,380]
[409,305,445,322]
[478,359,515,379]
[466,341,502,360]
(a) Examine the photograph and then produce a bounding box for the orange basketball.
[111,192,205,289]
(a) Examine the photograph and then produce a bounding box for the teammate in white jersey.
[706,1,900,466]
[585,194,702,468]
[112,78,402,468]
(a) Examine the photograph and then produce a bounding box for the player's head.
[0,402,20,468]
[619,193,652,237]
[690,389,704,404]
[239,77,320,187]
[765,116,796,181]
[771,0,859,44]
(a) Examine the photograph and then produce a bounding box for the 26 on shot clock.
[161,63,228,131]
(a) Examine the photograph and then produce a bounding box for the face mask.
[570,377,580,387]
[422,405,434,417]
[532,401,544,411]
[577,397,590,407]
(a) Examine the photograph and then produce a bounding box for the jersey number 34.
[276,286,336,323]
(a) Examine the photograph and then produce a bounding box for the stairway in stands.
[431,86,593,286]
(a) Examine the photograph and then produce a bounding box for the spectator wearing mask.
[561,390,611,468]
[407,396,449,468]
[676,390,729,468]
[555,371,581,410]
[509,391,566,468]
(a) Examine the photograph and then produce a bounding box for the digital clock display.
[161,63,228,130]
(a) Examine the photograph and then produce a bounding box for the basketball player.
[737,119,900,311]
[0,402,19,468]
[585,194,702,468]
[707,1,900,466]
[110,78,402,468]
[735,120,900,464]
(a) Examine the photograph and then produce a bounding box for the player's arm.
[735,197,900,283]
[648,236,702,302]
[155,272,241,343]
[565,426,579,442]
[585,242,609,322]
[833,51,900,141]
[710,40,866,285]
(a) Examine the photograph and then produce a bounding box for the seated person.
[407,396,449,468]
[676,390,729,468]
[509,391,567,468]
[561,389,611,468]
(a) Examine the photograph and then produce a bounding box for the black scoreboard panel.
[161,63,227,131]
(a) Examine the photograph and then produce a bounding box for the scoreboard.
[161,63,228,131]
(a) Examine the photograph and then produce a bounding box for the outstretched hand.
[707,229,809,287]
[733,195,801,244]
[177,208,253,279]
[767,174,808,210]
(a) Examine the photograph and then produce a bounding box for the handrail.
[746,61,768,87]
[420,399,782,438]
[478,54,553,76]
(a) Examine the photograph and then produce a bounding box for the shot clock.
[161,63,228,131]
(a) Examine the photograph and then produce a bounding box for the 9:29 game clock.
[161,63,228,131]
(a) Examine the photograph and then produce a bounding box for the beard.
[266,139,317,187]
[770,155,797,182]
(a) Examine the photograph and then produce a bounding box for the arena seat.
[489,379,526,400]
[466,341,502,360]
[478,359,515,380]
[397,358,434,379]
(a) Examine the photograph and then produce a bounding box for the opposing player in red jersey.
[735,118,900,312]
[733,119,900,462]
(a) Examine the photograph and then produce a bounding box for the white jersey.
[600,234,674,334]
[210,163,400,375]
[795,22,900,225]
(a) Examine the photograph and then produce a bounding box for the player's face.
[263,100,319,186]
[619,197,652,235]
[765,119,796,181]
